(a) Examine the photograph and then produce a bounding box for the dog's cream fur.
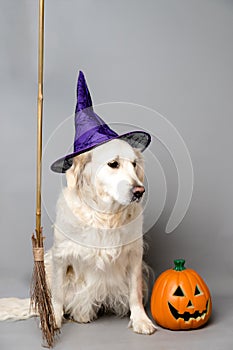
[0,139,156,335]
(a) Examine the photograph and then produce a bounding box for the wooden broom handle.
[36,0,44,245]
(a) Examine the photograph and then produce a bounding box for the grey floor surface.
[0,294,232,350]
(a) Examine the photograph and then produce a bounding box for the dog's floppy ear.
[66,152,92,189]
[134,149,144,183]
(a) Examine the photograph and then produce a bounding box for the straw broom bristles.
[31,232,59,348]
[30,0,59,347]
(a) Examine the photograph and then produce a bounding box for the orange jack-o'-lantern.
[150,259,212,330]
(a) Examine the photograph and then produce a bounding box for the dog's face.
[66,139,145,207]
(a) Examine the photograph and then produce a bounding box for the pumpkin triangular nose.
[187,300,193,308]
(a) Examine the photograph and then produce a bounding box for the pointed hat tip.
[76,70,93,112]
[78,70,85,79]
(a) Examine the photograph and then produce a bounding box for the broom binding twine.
[33,247,44,262]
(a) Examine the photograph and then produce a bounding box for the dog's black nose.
[132,186,145,200]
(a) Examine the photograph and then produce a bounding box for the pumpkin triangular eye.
[194,285,202,295]
[173,286,185,296]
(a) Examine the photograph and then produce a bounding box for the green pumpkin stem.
[173,259,186,271]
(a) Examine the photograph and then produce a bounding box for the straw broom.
[30,0,58,347]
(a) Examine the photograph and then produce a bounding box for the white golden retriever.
[0,139,156,335]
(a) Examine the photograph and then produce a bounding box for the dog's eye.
[132,161,137,168]
[108,161,120,169]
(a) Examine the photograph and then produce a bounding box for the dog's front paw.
[71,309,97,324]
[128,316,157,335]
[71,313,91,324]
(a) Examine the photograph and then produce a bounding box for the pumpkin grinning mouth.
[168,299,210,322]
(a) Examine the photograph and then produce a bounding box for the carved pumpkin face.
[150,259,212,330]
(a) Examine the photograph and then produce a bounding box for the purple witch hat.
[51,71,151,173]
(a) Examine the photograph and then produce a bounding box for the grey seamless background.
[0,1,233,349]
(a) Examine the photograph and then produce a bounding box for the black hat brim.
[50,131,151,173]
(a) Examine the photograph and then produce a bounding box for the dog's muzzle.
[132,186,145,202]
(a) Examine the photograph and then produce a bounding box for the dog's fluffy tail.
[0,298,37,321]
